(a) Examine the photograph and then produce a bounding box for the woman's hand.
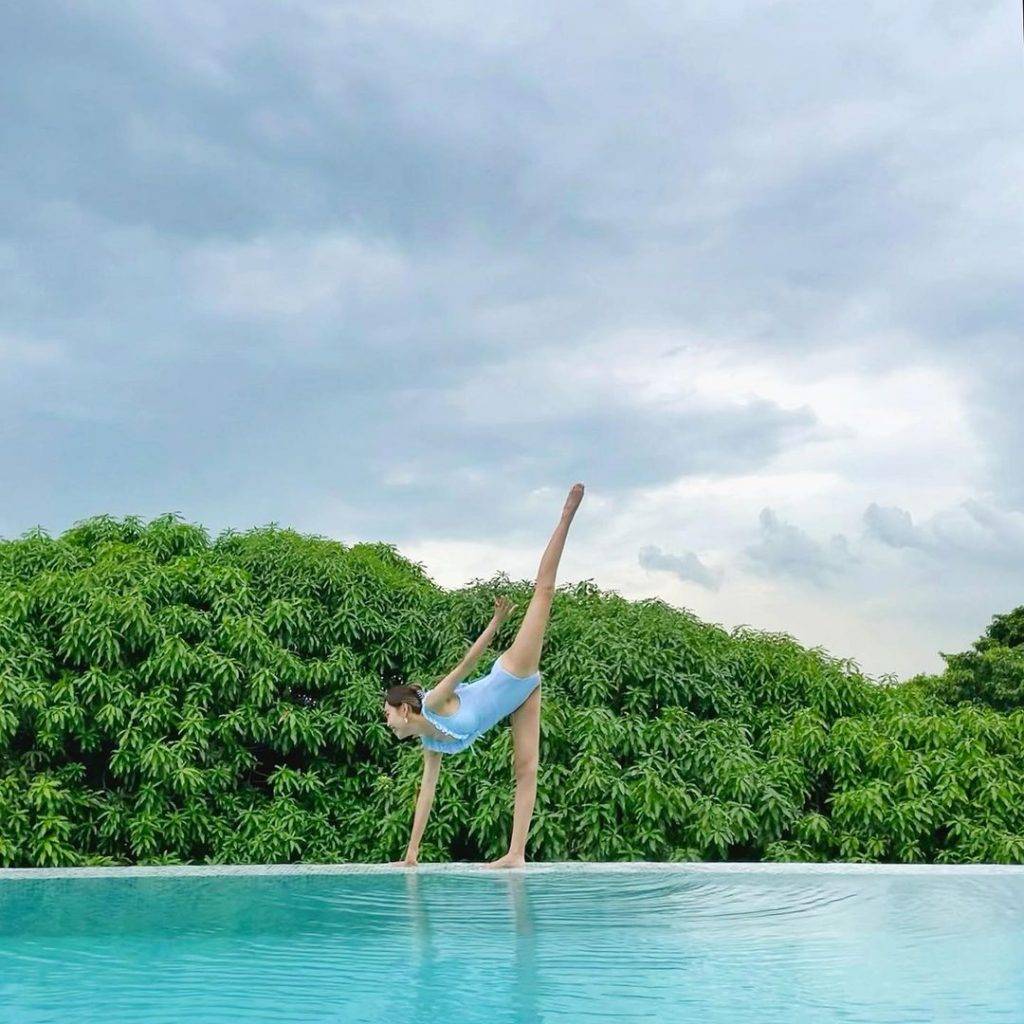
[493,596,517,625]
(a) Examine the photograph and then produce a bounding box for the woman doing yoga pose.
[383,482,585,868]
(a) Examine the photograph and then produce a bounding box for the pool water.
[1,864,1022,1023]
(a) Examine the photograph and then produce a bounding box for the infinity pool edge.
[3,861,1024,880]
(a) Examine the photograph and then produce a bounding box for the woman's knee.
[514,749,539,780]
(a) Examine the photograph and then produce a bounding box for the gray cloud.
[745,508,856,587]
[638,544,722,591]
[864,499,1024,569]
[2,6,1019,409]
[863,503,925,549]
[1,1,1022,680]
[0,306,822,540]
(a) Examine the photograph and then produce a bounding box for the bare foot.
[486,852,526,869]
[563,482,585,518]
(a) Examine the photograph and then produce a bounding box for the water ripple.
[1,869,1022,1023]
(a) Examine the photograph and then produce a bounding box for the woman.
[383,482,585,868]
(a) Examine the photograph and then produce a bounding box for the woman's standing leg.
[484,684,542,869]
[487,483,584,869]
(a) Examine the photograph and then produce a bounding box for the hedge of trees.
[1,513,1022,866]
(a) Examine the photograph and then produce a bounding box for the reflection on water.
[1,868,1023,1023]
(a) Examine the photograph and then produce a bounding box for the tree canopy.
[1,513,1022,866]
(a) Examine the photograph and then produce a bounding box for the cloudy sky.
[2,1,1021,680]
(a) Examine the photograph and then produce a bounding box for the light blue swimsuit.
[419,655,541,755]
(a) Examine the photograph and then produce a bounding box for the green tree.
[1,513,1022,867]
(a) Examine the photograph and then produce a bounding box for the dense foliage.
[1,514,1022,866]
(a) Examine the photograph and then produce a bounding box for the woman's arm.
[401,749,443,864]
[423,597,517,712]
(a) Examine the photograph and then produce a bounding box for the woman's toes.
[564,483,585,513]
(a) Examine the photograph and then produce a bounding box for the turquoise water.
[1,865,1022,1023]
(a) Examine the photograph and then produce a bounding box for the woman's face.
[383,700,415,739]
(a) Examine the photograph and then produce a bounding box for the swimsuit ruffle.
[420,732,476,754]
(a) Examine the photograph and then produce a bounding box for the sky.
[1,1,1021,681]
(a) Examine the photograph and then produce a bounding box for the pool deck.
[3,861,1024,880]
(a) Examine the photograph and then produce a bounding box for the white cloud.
[188,232,408,318]
[0,334,66,367]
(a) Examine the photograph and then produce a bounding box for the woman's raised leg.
[499,483,585,679]
[486,483,584,870]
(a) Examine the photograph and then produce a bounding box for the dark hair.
[384,684,425,713]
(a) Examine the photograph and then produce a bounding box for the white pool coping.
[2,861,1024,880]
